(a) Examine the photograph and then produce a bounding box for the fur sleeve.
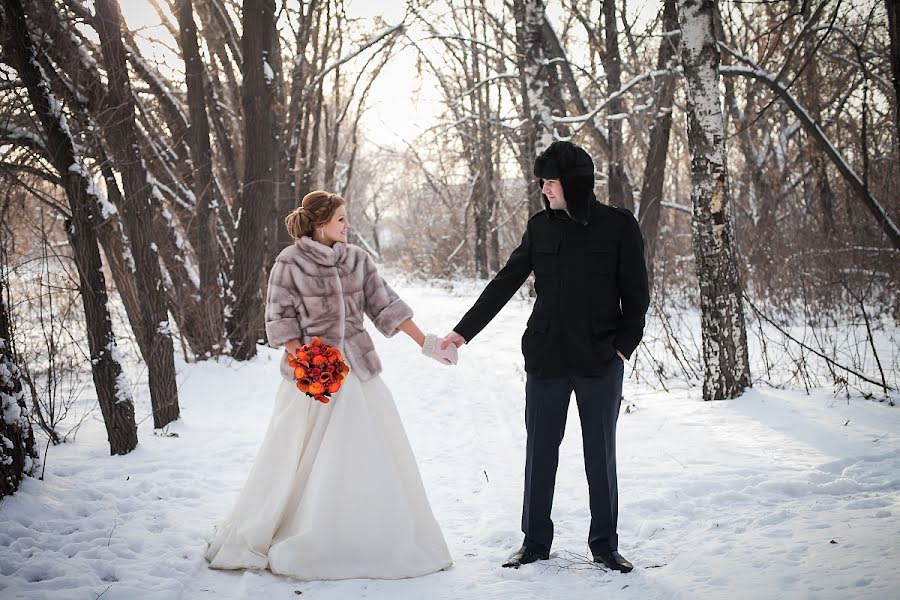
[264,259,302,348]
[362,253,413,337]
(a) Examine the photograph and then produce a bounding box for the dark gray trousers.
[521,359,625,555]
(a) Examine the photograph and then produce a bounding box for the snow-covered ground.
[1,279,898,599]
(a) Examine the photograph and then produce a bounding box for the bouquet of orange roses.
[288,337,350,404]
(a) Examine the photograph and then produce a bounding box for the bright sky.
[119,0,440,148]
[117,1,656,151]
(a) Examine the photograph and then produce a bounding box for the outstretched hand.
[422,334,458,365]
[441,331,466,350]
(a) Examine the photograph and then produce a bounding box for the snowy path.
[1,280,899,599]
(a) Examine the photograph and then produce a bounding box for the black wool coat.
[454,200,650,377]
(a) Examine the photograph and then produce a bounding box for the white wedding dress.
[205,369,453,580]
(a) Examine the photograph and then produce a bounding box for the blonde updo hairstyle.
[284,190,346,240]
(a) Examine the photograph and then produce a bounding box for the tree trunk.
[796,0,834,235]
[514,0,554,215]
[638,0,679,285]
[177,0,225,357]
[227,0,277,360]
[271,28,296,268]
[2,0,138,453]
[470,6,496,278]
[94,0,180,428]
[886,0,900,169]
[542,13,635,196]
[676,0,751,401]
[0,261,39,497]
[602,0,632,211]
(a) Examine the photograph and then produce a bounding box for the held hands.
[422,334,458,365]
[441,331,466,350]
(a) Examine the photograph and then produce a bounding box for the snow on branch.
[720,63,900,249]
[547,40,898,248]
[122,42,188,126]
[811,24,896,96]
[423,34,516,62]
[308,24,405,91]
[552,68,681,125]
[0,124,47,156]
[449,73,517,106]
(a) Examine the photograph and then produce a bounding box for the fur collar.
[295,236,348,267]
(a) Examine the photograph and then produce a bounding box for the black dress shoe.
[593,551,634,573]
[502,544,550,568]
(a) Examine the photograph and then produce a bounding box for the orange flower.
[291,338,348,403]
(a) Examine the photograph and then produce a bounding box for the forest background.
[0,0,897,490]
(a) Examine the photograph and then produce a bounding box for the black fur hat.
[533,141,595,225]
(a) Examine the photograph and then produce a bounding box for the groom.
[443,141,649,572]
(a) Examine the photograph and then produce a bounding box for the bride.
[205,190,456,580]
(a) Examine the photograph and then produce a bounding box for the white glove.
[422,334,458,365]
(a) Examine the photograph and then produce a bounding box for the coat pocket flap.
[591,319,614,334]
[527,316,550,333]
[535,240,560,254]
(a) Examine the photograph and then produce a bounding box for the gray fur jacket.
[264,236,413,381]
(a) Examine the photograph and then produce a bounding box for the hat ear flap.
[534,154,557,179]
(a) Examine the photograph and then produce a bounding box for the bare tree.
[887,0,900,164]
[94,0,180,428]
[602,0,632,211]
[677,0,751,401]
[227,0,278,360]
[639,0,680,284]
[176,0,225,357]
[1,0,138,452]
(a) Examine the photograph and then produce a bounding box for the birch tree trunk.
[176,0,225,357]
[514,0,554,215]
[94,0,180,428]
[227,0,277,360]
[676,0,751,401]
[2,0,138,453]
